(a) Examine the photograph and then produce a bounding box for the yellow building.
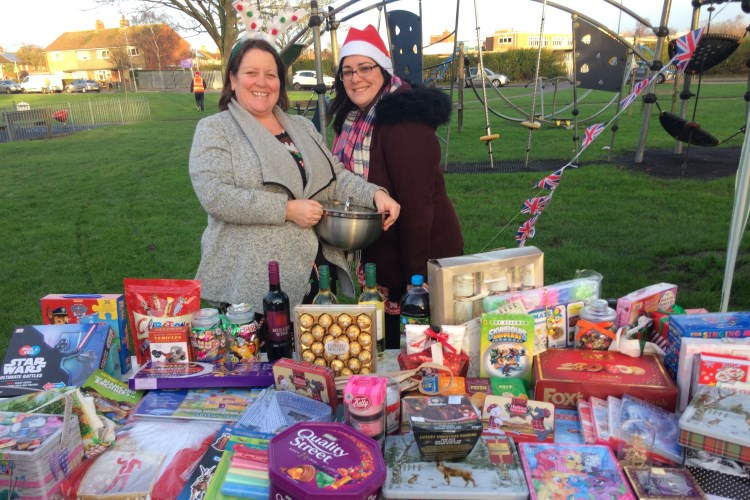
[484,29,573,52]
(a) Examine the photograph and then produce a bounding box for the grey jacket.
[189,100,381,314]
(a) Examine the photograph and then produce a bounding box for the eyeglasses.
[339,64,379,81]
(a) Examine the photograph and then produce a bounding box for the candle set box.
[665,311,750,380]
[293,305,378,376]
[0,411,84,499]
[679,384,750,464]
[268,422,386,499]
[532,349,678,411]
[274,358,338,412]
[427,246,544,328]
[0,323,116,398]
[401,395,483,461]
[40,293,132,375]
[382,434,529,499]
[148,325,191,363]
[483,274,602,349]
[615,283,678,328]
[129,360,274,390]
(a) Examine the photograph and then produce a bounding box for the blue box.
[665,311,750,379]
[0,323,116,397]
[40,294,132,375]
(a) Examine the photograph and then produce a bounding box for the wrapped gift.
[398,325,469,376]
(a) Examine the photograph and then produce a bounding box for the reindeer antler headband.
[232,1,306,45]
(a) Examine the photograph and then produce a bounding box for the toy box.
[615,283,677,328]
[148,325,191,363]
[0,324,116,398]
[129,361,274,390]
[480,313,535,387]
[273,358,337,412]
[483,274,602,350]
[532,349,677,411]
[0,411,83,499]
[41,294,132,375]
[665,311,750,381]
[428,246,544,328]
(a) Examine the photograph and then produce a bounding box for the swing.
[667,32,741,75]
[658,112,720,147]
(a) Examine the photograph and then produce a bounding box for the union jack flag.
[515,216,539,246]
[620,78,649,109]
[672,27,705,72]
[581,122,606,150]
[521,195,551,215]
[534,168,564,191]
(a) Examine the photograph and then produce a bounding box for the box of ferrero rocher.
[293,304,378,376]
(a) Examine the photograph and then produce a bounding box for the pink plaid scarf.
[332,75,402,180]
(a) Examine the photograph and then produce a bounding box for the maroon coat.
[362,85,464,291]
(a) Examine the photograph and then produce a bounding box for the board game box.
[0,324,116,398]
[133,388,263,422]
[129,361,274,390]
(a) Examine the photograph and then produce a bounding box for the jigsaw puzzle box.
[40,294,132,375]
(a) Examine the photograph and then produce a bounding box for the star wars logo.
[4,358,46,375]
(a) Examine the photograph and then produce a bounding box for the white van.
[21,74,64,93]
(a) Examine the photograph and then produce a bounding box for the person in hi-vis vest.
[191,71,205,111]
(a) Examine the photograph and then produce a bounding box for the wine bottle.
[358,263,386,357]
[263,260,292,361]
[312,265,338,305]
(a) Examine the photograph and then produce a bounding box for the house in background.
[45,17,192,84]
[0,50,31,80]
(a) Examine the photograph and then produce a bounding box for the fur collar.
[374,85,452,128]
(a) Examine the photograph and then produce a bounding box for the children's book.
[519,442,635,500]
[623,466,706,499]
[480,313,535,388]
[679,384,750,464]
[553,408,583,444]
[482,395,554,443]
[133,388,262,422]
[590,396,610,445]
[382,434,528,499]
[177,425,273,500]
[684,447,750,499]
[81,369,143,427]
[615,394,682,465]
[577,399,596,444]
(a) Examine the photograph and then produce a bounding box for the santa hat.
[195,71,200,75]
[339,25,393,75]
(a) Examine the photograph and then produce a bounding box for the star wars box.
[532,348,677,411]
[0,324,116,398]
[40,294,132,375]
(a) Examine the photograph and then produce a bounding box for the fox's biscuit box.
[41,294,132,375]
[0,324,116,398]
[0,411,83,499]
[533,349,677,411]
[665,311,750,380]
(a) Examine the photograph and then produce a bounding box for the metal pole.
[328,6,341,74]
[310,1,328,142]
[674,3,702,155]
[634,0,673,163]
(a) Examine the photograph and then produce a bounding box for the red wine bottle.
[263,261,292,361]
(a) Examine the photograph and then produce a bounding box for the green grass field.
[0,83,748,355]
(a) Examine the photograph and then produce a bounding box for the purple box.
[269,422,386,500]
[128,361,274,390]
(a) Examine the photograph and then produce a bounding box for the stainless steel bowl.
[315,200,383,250]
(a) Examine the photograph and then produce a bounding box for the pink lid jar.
[343,375,387,447]
[269,422,386,500]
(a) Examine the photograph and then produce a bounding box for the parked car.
[629,64,676,84]
[464,67,510,87]
[0,79,22,94]
[291,70,335,91]
[65,79,101,93]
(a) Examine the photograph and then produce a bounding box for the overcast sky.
[1,0,746,53]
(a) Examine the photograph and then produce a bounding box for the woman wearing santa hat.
[328,25,464,349]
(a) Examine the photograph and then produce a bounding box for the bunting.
[581,122,606,151]
[620,77,649,109]
[672,27,705,72]
[534,168,565,191]
[521,195,552,215]
[515,216,539,246]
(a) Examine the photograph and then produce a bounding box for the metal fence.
[136,70,222,90]
[0,96,151,143]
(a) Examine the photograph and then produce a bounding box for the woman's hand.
[373,190,400,231]
[286,199,324,228]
